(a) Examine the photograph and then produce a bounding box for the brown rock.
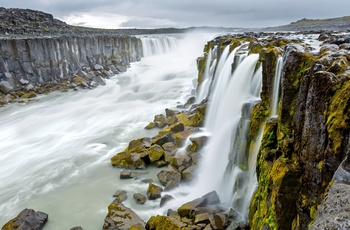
[157,165,181,190]
[147,183,163,200]
[1,209,48,230]
[103,200,145,230]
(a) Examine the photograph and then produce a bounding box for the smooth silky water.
[0,33,214,229]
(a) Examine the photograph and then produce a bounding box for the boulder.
[146,215,186,230]
[154,114,167,128]
[103,200,145,230]
[0,81,13,94]
[133,193,147,205]
[148,145,164,162]
[1,209,48,230]
[128,137,152,150]
[177,197,206,217]
[113,190,127,202]
[147,183,163,200]
[111,151,146,169]
[160,194,174,207]
[170,154,192,170]
[157,165,181,190]
[70,227,83,230]
[182,165,198,181]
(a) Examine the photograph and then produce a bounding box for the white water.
[0,33,212,229]
[161,51,262,223]
[270,56,283,117]
[140,35,179,57]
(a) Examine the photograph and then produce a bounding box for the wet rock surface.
[1,209,48,230]
[103,199,146,230]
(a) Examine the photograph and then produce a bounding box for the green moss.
[326,78,350,156]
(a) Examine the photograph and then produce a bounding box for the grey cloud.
[1,0,350,28]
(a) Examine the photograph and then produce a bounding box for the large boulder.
[146,215,186,230]
[111,151,147,169]
[103,200,145,230]
[148,145,164,163]
[157,165,181,190]
[1,209,48,230]
[147,183,163,200]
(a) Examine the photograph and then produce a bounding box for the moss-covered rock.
[103,200,145,229]
[148,144,164,163]
[147,183,163,200]
[146,215,185,230]
[111,151,147,169]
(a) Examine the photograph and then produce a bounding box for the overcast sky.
[1,0,350,29]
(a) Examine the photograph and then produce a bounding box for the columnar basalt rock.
[0,35,142,104]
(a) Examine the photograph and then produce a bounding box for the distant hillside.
[0,8,241,37]
[264,16,350,31]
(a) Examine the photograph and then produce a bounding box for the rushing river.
[0,33,213,229]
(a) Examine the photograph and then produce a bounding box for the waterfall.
[191,53,262,221]
[140,36,179,57]
[270,56,283,117]
[196,46,217,103]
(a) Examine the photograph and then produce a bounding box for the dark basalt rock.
[1,208,48,230]
[103,199,145,230]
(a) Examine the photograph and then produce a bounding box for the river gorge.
[1,29,350,230]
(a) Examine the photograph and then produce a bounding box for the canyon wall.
[0,35,142,102]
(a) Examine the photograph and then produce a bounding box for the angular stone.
[1,209,48,230]
[147,183,163,200]
[209,214,224,229]
[148,144,164,162]
[145,122,155,130]
[177,197,206,217]
[128,137,152,150]
[103,200,145,230]
[171,154,192,170]
[146,215,186,230]
[113,190,127,202]
[111,151,146,169]
[194,213,210,224]
[160,194,174,207]
[157,165,181,189]
[182,165,197,181]
[133,193,146,205]
[154,114,167,128]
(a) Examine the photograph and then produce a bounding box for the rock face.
[0,35,142,93]
[1,208,48,230]
[103,199,146,230]
[192,32,350,229]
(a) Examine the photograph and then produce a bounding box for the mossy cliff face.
[249,36,350,229]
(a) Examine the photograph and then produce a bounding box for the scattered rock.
[1,208,48,230]
[146,215,186,230]
[133,193,147,205]
[157,165,181,190]
[113,190,127,202]
[147,183,163,200]
[160,194,174,207]
[103,200,145,230]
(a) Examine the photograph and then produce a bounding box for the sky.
[1,0,350,29]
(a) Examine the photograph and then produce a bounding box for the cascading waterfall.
[188,52,262,222]
[196,46,217,103]
[140,36,179,57]
[270,56,283,117]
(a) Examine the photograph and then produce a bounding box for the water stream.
[0,33,213,229]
